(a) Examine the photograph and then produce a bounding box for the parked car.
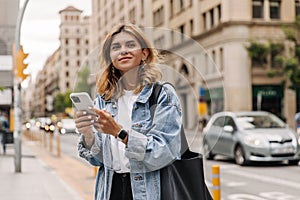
[202,111,300,165]
[58,118,76,134]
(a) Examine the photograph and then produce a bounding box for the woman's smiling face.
[110,31,148,74]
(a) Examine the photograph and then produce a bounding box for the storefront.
[205,87,224,115]
[252,85,284,119]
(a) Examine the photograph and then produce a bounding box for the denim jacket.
[77,83,182,200]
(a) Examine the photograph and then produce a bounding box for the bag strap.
[149,82,189,156]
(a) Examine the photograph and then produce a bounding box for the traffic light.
[16,46,29,81]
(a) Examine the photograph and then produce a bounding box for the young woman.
[74,24,182,200]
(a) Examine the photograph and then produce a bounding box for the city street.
[186,130,300,200]
[54,130,300,200]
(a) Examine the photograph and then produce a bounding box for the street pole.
[14,0,29,173]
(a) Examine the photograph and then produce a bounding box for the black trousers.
[110,172,133,200]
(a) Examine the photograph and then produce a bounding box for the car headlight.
[244,135,267,147]
[61,128,66,134]
[25,122,31,129]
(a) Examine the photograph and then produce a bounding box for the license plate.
[271,147,295,154]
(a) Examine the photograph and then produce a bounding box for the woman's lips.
[119,57,131,61]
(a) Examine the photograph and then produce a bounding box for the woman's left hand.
[91,107,121,138]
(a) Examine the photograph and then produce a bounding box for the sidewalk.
[0,136,95,200]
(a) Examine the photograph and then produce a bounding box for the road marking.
[226,170,300,189]
[228,194,267,200]
[226,181,247,187]
[260,192,298,200]
[228,192,299,200]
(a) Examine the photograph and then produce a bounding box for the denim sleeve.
[77,95,105,167]
[125,84,182,171]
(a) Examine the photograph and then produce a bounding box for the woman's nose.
[120,46,129,55]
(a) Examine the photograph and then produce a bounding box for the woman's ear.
[142,48,149,61]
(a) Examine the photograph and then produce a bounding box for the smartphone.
[70,92,95,113]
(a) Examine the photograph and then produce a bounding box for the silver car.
[203,111,300,165]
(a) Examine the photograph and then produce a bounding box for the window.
[212,117,226,127]
[77,49,80,56]
[252,0,263,19]
[179,24,185,41]
[203,12,207,30]
[65,28,68,34]
[180,0,184,10]
[141,0,145,17]
[170,0,174,17]
[129,7,136,24]
[220,48,224,71]
[190,19,194,35]
[210,9,214,27]
[76,38,80,45]
[154,6,164,26]
[212,50,216,72]
[218,5,221,23]
[270,0,280,19]
[66,71,69,77]
[65,60,69,66]
[77,60,81,66]
[296,0,300,17]
[65,39,68,45]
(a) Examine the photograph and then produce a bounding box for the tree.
[74,66,91,96]
[246,16,300,90]
[54,91,72,113]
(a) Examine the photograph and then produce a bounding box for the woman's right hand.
[74,111,99,146]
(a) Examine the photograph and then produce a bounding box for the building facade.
[24,1,300,128]
[0,0,19,117]
[90,0,300,128]
[58,6,91,93]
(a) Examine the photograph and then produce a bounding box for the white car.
[203,111,300,165]
[59,118,76,134]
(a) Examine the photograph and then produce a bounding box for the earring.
[111,66,115,74]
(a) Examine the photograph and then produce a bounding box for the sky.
[19,0,91,80]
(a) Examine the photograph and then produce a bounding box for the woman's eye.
[127,42,136,48]
[111,45,120,51]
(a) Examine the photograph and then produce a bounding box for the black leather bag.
[149,83,212,200]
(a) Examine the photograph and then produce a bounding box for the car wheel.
[288,160,299,165]
[234,146,247,166]
[203,141,214,160]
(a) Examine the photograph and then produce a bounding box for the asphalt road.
[58,130,300,200]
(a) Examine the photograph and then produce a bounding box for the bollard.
[56,132,61,157]
[212,165,220,200]
[49,132,53,153]
[43,131,47,148]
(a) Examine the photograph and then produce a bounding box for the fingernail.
[83,111,87,115]
[88,116,92,119]
[91,120,95,123]
[88,106,93,109]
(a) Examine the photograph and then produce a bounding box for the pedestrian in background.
[0,112,9,154]
[74,23,182,200]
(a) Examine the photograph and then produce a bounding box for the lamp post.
[13,0,29,173]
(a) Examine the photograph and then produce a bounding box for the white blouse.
[110,89,138,173]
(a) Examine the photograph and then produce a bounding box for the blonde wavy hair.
[96,24,162,100]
